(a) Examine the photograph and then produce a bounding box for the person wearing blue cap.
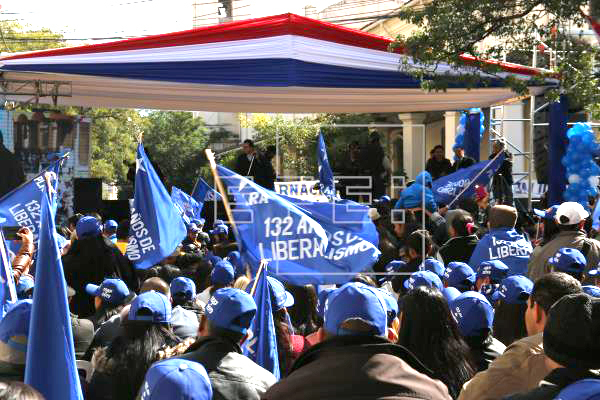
[378,259,406,286]
[86,278,132,329]
[211,224,238,259]
[196,260,235,306]
[170,277,200,340]
[442,286,461,303]
[263,282,451,400]
[458,273,582,400]
[226,250,246,278]
[0,300,32,381]
[377,288,400,342]
[439,211,479,265]
[548,247,587,282]
[103,219,118,243]
[475,259,509,301]
[398,286,476,399]
[451,291,506,372]
[136,358,212,400]
[182,224,201,248]
[15,274,34,300]
[88,291,179,400]
[420,258,446,279]
[404,270,444,291]
[391,230,434,294]
[177,288,276,400]
[587,267,600,287]
[583,285,600,298]
[444,262,477,293]
[490,275,533,347]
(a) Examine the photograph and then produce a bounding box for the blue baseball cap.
[15,275,34,300]
[588,268,600,277]
[379,195,391,203]
[104,219,118,231]
[128,291,172,323]
[191,218,205,227]
[205,288,257,334]
[491,275,533,304]
[451,291,494,337]
[211,260,235,285]
[76,216,102,238]
[316,287,336,318]
[247,276,294,310]
[583,285,600,298]
[324,282,387,337]
[187,224,200,233]
[210,224,229,236]
[445,261,463,277]
[226,251,245,277]
[213,219,224,227]
[385,260,407,273]
[533,205,560,220]
[205,253,222,267]
[377,288,399,326]
[86,278,130,305]
[420,259,445,278]
[139,359,212,400]
[445,263,476,289]
[442,287,461,303]
[548,247,587,274]
[170,277,196,301]
[404,271,443,291]
[555,379,600,400]
[476,260,509,282]
[0,300,32,352]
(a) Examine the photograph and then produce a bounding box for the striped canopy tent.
[0,13,550,113]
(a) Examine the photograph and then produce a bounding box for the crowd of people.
[2,137,600,399]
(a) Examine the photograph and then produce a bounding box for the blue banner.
[171,185,203,225]
[243,266,280,380]
[25,186,83,400]
[126,143,186,269]
[548,96,569,206]
[465,111,482,162]
[432,153,506,206]
[192,177,222,203]
[317,132,336,201]
[218,166,379,285]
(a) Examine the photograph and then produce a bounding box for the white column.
[398,113,426,180]
[502,102,525,174]
[444,111,460,160]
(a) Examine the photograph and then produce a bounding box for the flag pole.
[205,149,239,239]
[250,259,268,297]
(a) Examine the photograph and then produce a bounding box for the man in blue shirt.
[469,205,532,276]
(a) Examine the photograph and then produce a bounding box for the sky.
[0,0,340,41]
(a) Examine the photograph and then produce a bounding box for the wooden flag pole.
[204,148,240,240]
[250,259,268,297]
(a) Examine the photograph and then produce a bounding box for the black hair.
[0,382,44,400]
[285,284,319,336]
[492,301,528,347]
[541,218,560,245]
[116,219,130,240]
[451,212,475,237]
[431,144,444,153]
[405,229,433,258]
[530,272,582,313]
[90,301,127,329]
[172,293,196,309]
[68,213,83,228]
[456,198,479,220]
[558,222,581,232]
[243,139,254,147]
[273,308,294,378]
[200,319,245,345]
[350,273,379,288]
[398,287,475,398]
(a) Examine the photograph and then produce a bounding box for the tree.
[392,0,599,114]
[142,111,209,192]
[0,20,65,53]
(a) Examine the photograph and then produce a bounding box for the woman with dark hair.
[398,286,476,399]
[439,210,479,264]
[391,230,434,294]
[87,291,179,400]
[491,275,533,346]
[63,216,138,317]
[85,278,134,329]
[284,284,320,336]
[426,145,453,180]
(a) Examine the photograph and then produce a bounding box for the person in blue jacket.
[469,205,532,276]
[394,171,438,213]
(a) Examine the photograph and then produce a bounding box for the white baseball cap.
[555,202,589,225]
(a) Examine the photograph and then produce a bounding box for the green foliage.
[0,21,65,53]
[392,0,600,113]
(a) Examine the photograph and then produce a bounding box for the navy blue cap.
[104,220,118,231]
[0,300,32,352]
[442,287,461,303]
[377,288,399,326]
[211,260,235,285]
[476,260,509,282]
[385,260,407,273]
[491,275,533,304]
[170,277,196,301]
[128,291,172,323]
[583,285,600,298]
[404,270,443,291]
[15,275,34,300]
[86,278,130,305]
[317,287,335,318]
[548,247,587,274]
[324,282,387,337]
[555,379,600,400]
[379,195,391,203]
[420,259,445,278]
[445,263,476,289]
[247,276,294,311]
[533,205,560,220]
[226,251,245,277]
[139,359,212,400]
[76,216,102,238]
[451,291,494,337]
[210,224,229,236]
[445,261,463,277]
[205,288,257,334]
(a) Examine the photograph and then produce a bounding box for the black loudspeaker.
[101,200,131,223]
[73,178,102,214]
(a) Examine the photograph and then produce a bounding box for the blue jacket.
[394,171,438,212]
[469,228,533,276]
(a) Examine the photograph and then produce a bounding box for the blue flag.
[218,166,379,285]
[0,228,16,317]
[432,153,506,206]
[126,143,186,269]
[0,159,62,253]
[317,133,336,201]
[25,184,83,400]
[192,177,222,203]
[244,266,280,380]
[171,186,203,225]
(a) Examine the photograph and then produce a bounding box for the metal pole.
[276,127,280,177]
[528,95,535,211]
[421,125,426,261]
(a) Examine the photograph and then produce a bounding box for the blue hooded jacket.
[468,227,533,276]
[394,171,438,212]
